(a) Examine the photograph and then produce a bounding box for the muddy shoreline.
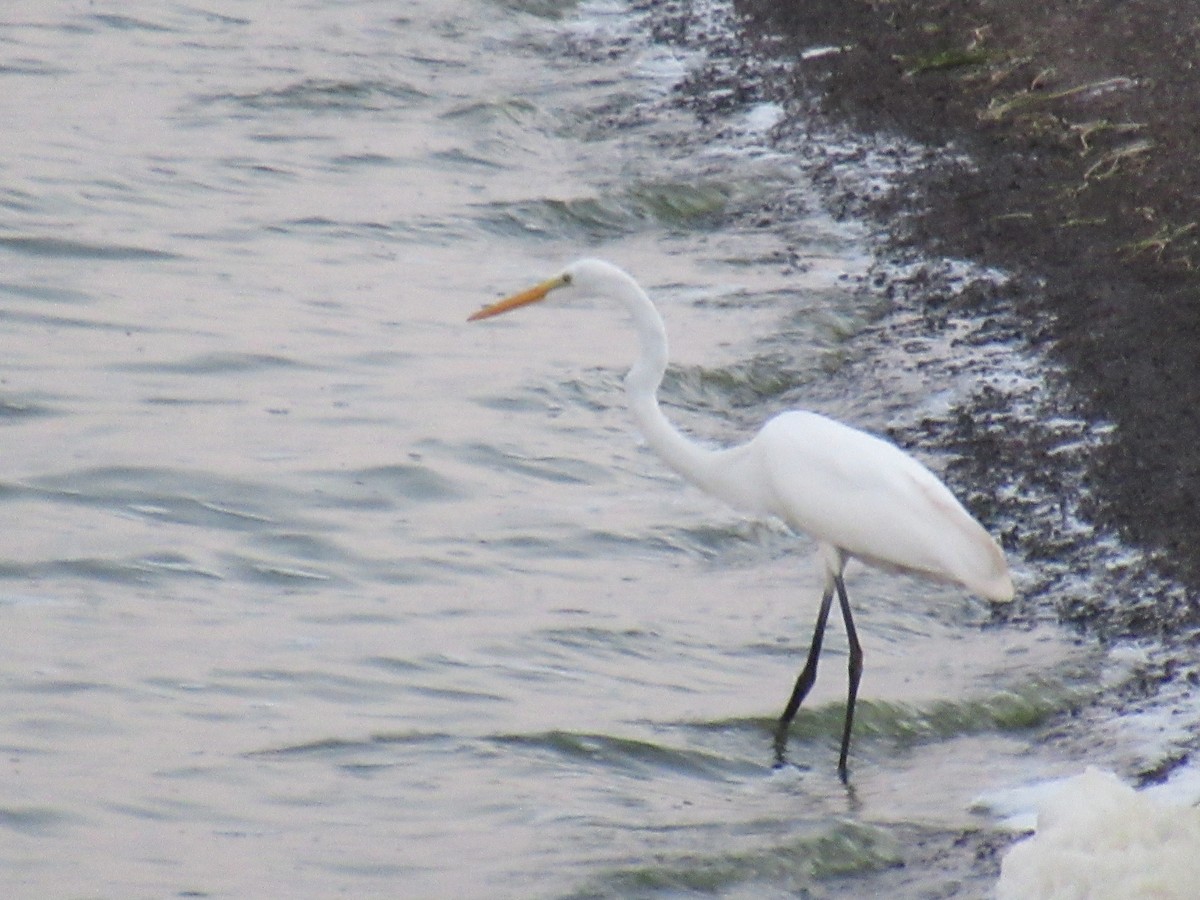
[718,0,1200,642]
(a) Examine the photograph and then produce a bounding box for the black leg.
[834,573,863,783]
[774,582,835,761]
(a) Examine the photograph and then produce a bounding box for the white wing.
[750,411,1012,601]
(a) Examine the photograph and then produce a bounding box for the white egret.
[470,258,1013,780]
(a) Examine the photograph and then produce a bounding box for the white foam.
[996,767,1200,900]
[741,101,784,134]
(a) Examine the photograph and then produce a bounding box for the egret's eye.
[561,273,573,285]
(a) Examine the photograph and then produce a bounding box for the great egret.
[470,258,1013,780]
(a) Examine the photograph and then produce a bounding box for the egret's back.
[753,411,1012,601]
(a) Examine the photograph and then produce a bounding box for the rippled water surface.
[0,2,1122,897]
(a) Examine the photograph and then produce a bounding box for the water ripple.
[455,441,610,484]
[317,464,464,505]
[88,13,175,33]
[0,235,180,261]
[492,729,761,780]
[12,467,283,531]
[0,806,72,836]
[113,351,315,376]
[0,396,59,423]
[0,280,94,304]
[474,179,737,240]
[211,78,430,113]
[575,820,902,896]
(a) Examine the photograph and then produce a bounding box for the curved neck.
[617,276,722,493]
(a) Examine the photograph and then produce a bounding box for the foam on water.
[996,767,1200,900]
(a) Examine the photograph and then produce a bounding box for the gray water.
[0,1,1141,897]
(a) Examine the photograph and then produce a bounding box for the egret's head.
[469,259,629,321]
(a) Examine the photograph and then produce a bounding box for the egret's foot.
[772,720,791,768]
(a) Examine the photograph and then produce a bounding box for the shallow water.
[0,1,1148,897]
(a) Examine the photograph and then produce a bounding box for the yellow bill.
[469,274,568,321]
